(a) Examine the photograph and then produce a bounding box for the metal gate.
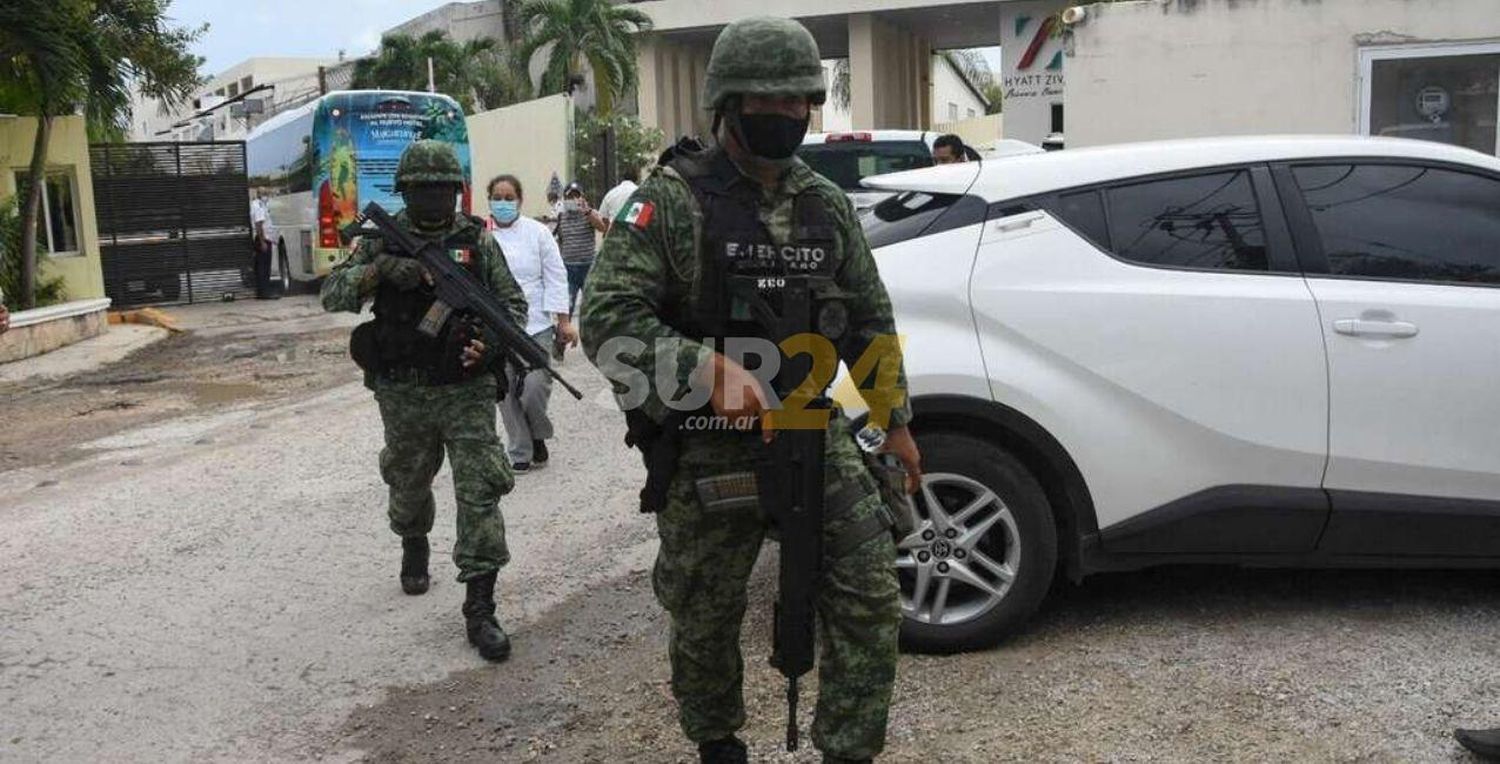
[90,142,254,306]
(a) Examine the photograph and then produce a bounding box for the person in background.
[486,173,575,473]
[931,133,969,165]
[556,182,607,313]
[597,166,641,232]
[249,188,276,298]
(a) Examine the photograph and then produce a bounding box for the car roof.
[803,130,933,146]
[864,135,1500,202]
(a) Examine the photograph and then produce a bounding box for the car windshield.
[798,140,933,191]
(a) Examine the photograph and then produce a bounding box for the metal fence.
[90,142,254,306]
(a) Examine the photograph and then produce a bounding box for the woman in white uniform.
[486,174,576,472]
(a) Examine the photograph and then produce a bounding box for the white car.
[845,135,1500,653]
[799,130,1041,212]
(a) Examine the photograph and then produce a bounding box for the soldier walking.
[580,17,922,763]
[320,139,527,662]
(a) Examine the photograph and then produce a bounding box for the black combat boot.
[462,572,511,662]
[697,736,748,764]
[532,439,549,466]
[822,756,872,764]
[399,536,430,595]
[1457,728,1500,759]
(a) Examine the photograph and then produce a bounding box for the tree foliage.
[350,31,531,115]
[0,0,201,308]
[572,111,663,201]
[515,0,653,115]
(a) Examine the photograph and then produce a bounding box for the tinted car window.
[1294,164,1500,284]
[799,141,932,191]
[1045,189,1109,247]
[864,191,959,250]
[1104,170,1268,271]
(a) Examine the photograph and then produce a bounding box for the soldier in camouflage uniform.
[321,139,527,663]
[580,17,923,764]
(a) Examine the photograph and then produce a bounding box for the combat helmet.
[394,139,464,191]
[703,17,826,111]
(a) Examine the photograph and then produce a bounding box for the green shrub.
[0,196,68,309]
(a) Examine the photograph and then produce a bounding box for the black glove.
[373,254,422,291]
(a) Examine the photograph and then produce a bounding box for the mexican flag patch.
[619,200,655,229]
[450,248,472,265]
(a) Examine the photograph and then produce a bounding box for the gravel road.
[2,296,1498,763]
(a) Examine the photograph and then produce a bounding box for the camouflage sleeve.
[319,237,380,313]
[478,234,529,328]
[828,189,913,429]
[580,175,713,424]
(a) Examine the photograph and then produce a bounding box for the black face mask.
[402,185,457,227]
[734,112,810,161]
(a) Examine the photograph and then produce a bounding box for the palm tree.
[515,0,653,115]
[351,31,530,113]
[0,0,200,309]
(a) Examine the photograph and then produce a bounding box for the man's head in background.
[932,133,968,165]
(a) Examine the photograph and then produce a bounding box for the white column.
[849,13,878,130]
[636,36,662,135]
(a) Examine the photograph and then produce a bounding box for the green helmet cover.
[704,16,827,111]
[394,139,464,191]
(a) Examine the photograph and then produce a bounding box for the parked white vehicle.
[842,135,1500,653]
[798,130,1040,212]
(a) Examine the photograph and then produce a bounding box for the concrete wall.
[0,115,105,302]
[849,14,931,129]
[386,1,505,45]
[1065,0,1500,148]
[637,35,714,143]
[932,55,990,123]
[644,0,1005,32]
[467,94,573,219]
[0,300,109,364]
[816,55,989,133]
[933,113,1006,147]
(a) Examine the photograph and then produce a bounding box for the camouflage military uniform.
[581,140,912,762]
[322,208,527,582]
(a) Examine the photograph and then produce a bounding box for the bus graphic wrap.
[248,90,471,283]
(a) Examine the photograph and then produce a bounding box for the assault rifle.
[341,202,583,400]
[732,274,834,752]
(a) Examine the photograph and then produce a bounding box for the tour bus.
[245,90,473,291]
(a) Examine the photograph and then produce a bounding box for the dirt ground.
[328,558,1500,763]
[4,296,1499,763]
[0,308,359,471]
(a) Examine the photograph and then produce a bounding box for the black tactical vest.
[664,145,846,395]
[366,219,486,384]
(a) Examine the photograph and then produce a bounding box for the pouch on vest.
[349,320,380,373]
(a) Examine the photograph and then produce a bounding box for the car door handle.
[1332,319,1419,338]
[994,212,1047,233]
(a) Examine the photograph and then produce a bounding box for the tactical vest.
[365,219,486,384]
[663,144,849,395]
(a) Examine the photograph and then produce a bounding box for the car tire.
[898,431,1057,654]
[277,245,292,295]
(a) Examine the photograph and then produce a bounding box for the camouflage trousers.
[653,422,902,759]
[372,375,514,582]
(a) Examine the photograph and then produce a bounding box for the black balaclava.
[402,183,459,231]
